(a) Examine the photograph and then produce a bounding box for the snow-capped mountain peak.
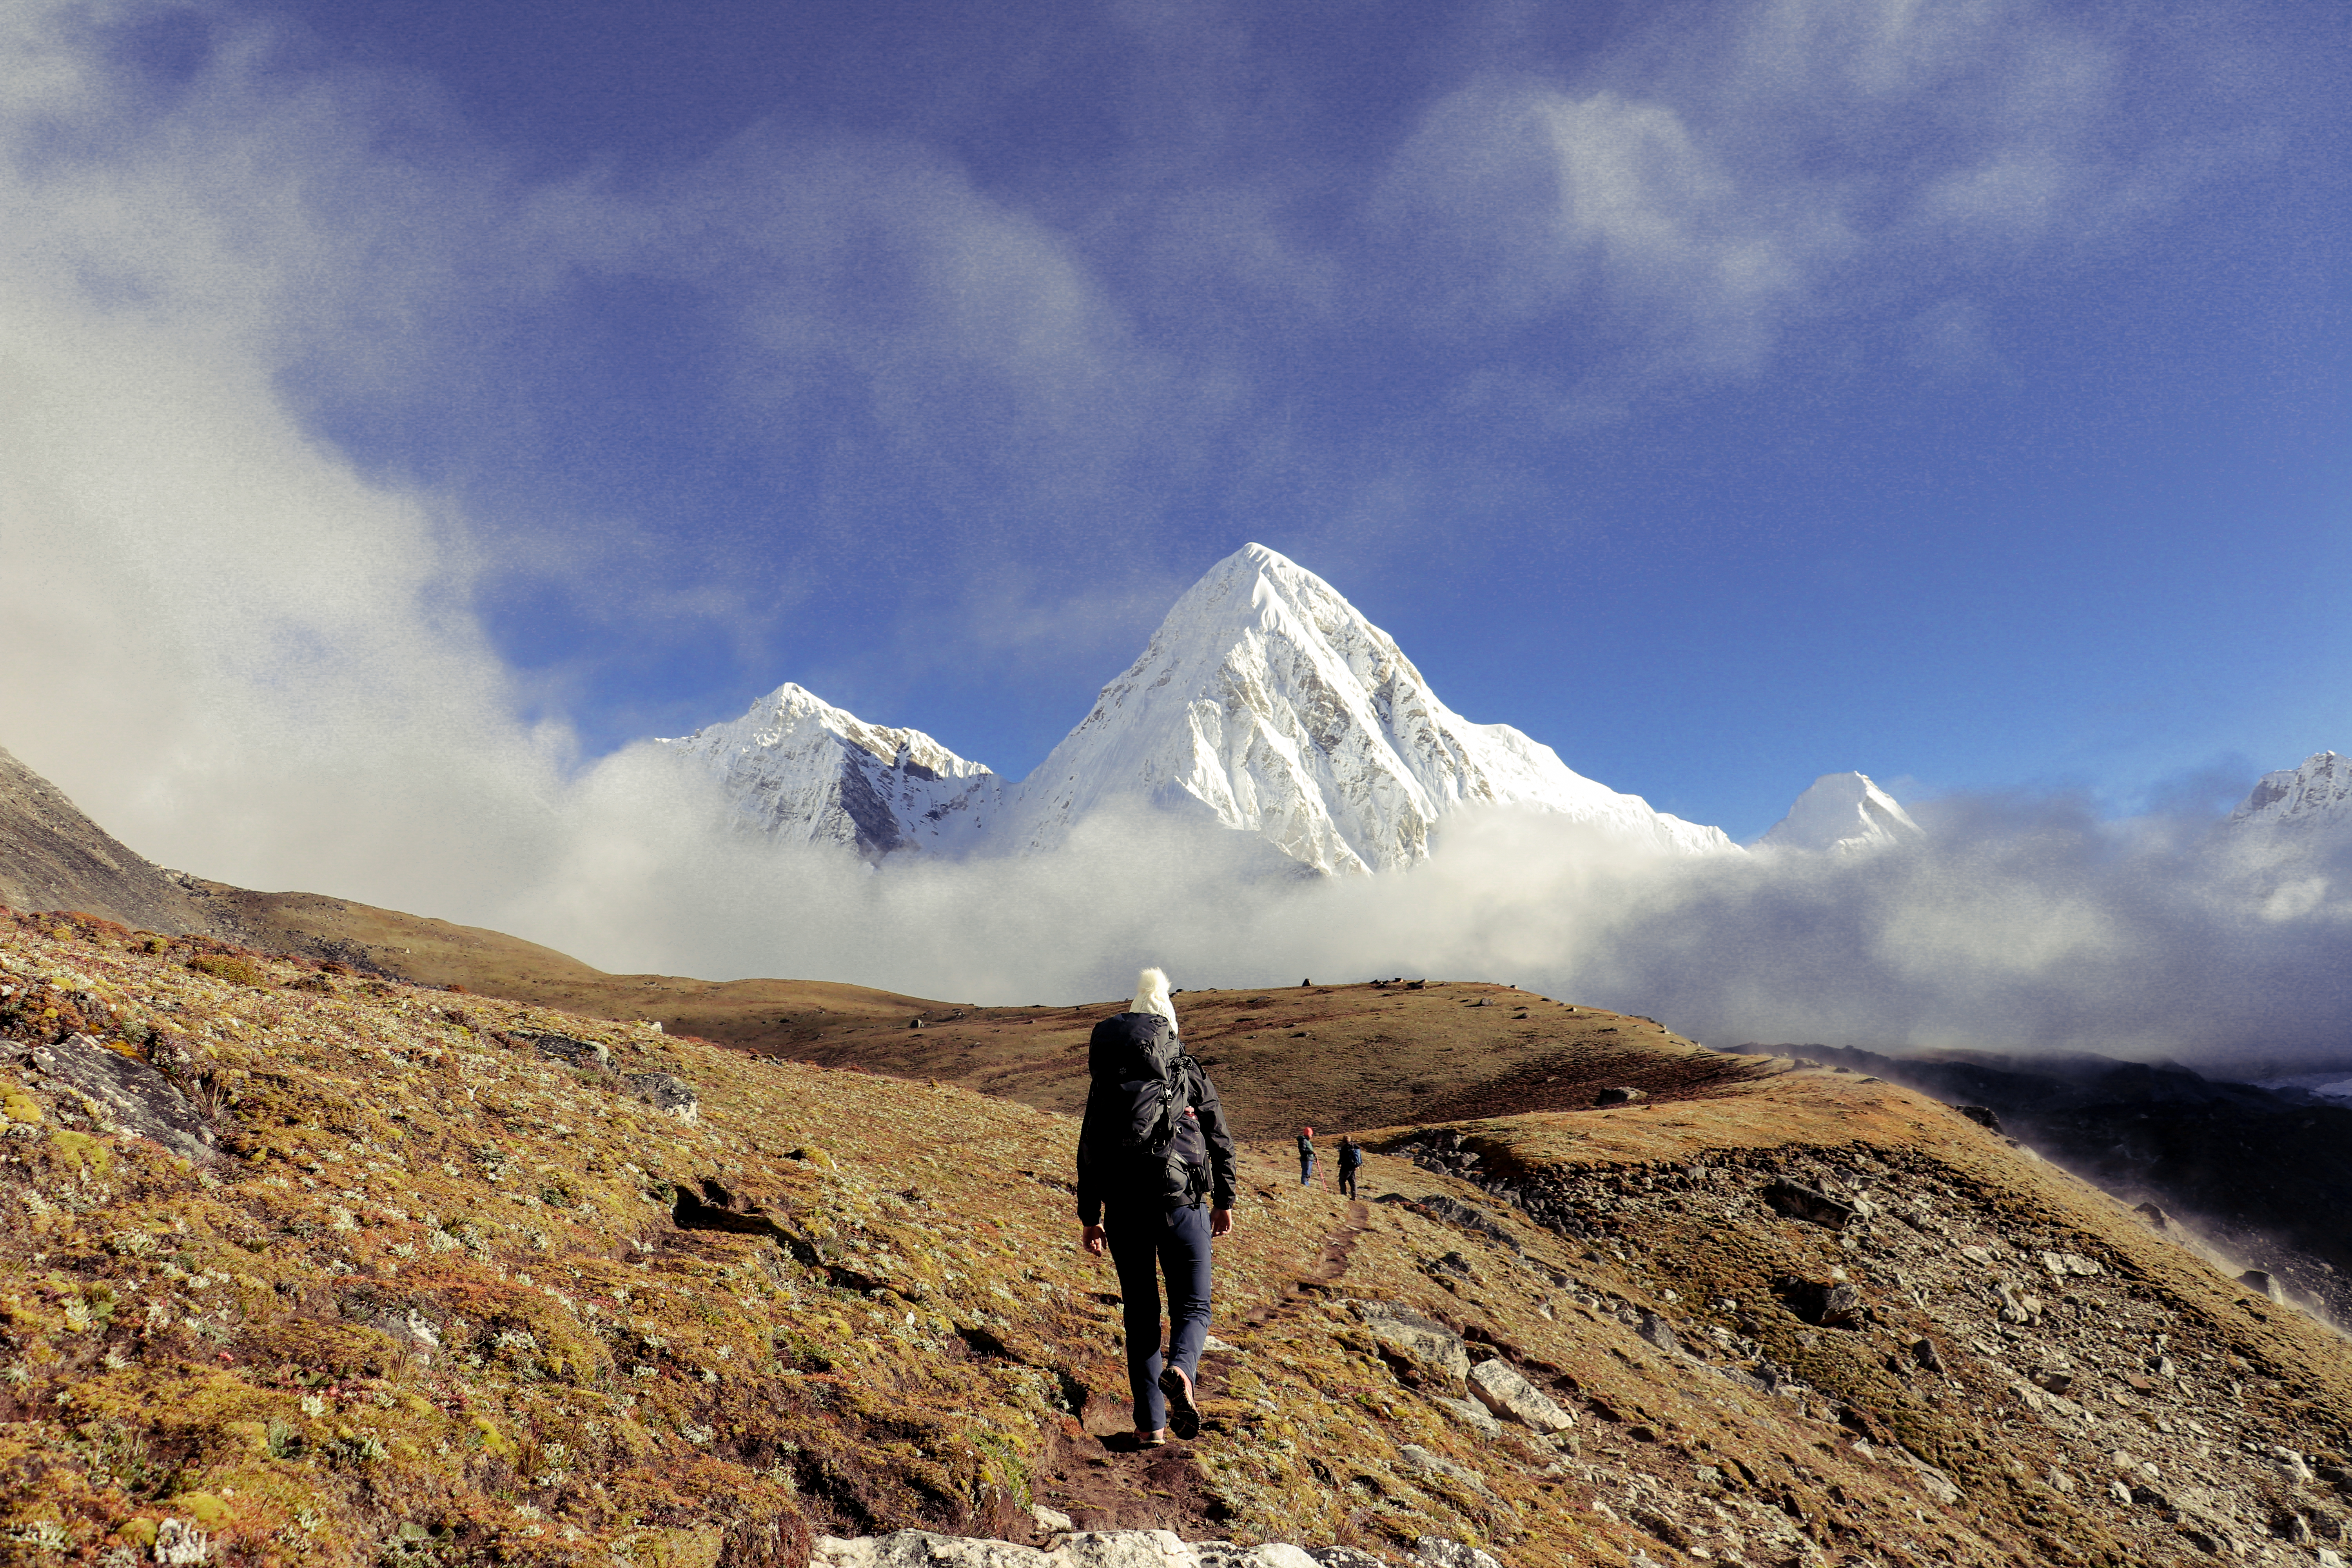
[657,682,1002,859]
[1756,772,1923,854]
[1006,543,1737,871]
[2229,752,2352,835]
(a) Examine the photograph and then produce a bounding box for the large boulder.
[25,1032,216,1162]
[1466,1359,1576,1434]
[1410,1538,1504,1568]
[1349,1300,1470,1385]
[813,1532,1048,1568]
[628,1071,699,1122]
[815,1534,1382,1568]
[1762,1181,1854,1230]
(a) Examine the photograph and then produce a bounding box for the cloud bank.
[482,773,2352,1073]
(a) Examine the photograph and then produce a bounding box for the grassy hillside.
[5,907,2352,1568]
[163,884,1765,1142]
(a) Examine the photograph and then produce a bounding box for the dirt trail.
[1241,1198,1371,1328]
[1034,1199,1374,1536]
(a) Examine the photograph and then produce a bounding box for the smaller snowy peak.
[1756,772,1923,854]
[657,683,1003,859]
[2229,752,2352,834]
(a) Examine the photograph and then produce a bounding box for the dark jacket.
[1076,1012,1237,1225]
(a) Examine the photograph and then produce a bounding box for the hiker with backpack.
[1077,968,1237,1448]
[1296,1125,1316,1187]
[1336,1135,1363,1199]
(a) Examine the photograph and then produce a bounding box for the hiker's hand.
[1210,1207,1234,1238]
[1082,1224,1108,1256]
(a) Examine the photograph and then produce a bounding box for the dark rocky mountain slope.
[1748,1043,2352,1325]
[0,746,214,936]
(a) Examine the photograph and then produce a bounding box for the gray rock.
[1466,1359,1576,1433]
[815,1535,1371,1568]
[1349,1300,1470,1385]
[1593,1086,1646,1105]
[1408,1539,1503,1568]
[1032,1508,1075,1536]
[527,1032,611,1071]
[1784,1278,1866,1328]
[1412,1195,1521,1251]
[1634,1312,1682,1356]
[627,1071,699,1122]
[1429,1394,1504,1439]
[1054,1533,1205,1568]
[815,1532,1049,1568]
[1762,1181,1855,1230]
[2238,1270,2285,1303]
[1193,1546,1317,1568]
[27,1032,216,1162]
[1397,1445,1501,1504]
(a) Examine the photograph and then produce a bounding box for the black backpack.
[1088,1012,1208,1206]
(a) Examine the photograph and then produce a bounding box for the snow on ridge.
[2228,751,2352,835]
[655,682,1003,860]
[656,545,1740,875]
[1755,771,1924,855]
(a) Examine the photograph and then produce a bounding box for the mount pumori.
[659,544,1743,873]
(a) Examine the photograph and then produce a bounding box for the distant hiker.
[1297,1125,1316,1187]
[1336,1135,1363,1199]
[1077,967,1237,1448]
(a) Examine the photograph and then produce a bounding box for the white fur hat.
[1132,967,1179,1033]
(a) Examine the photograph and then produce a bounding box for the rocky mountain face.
[0,745,218,936]
[2229,752,2352,839]
[1755,772,1924,854]
[1741,1042,2352,1324]
[659,684,1005,859]
[9,911,2352,1568]
[662,546,1738,875]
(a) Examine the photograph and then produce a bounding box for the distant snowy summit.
[2228,752,2352,838]
[659,544,1737,872]
[657,684,1002,858]
[1755,772,1924,854]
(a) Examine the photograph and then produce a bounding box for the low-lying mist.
[488,750,2352,1076]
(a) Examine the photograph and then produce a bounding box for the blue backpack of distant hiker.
[1087,1012,1209,1207]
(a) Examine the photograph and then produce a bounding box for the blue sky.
[6,0,2348,849]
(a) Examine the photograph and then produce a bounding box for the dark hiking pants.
[1338,1165,1358,1199]
[1104,1198,1213,1433]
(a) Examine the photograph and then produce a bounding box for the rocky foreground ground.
[5,909,2352,1566]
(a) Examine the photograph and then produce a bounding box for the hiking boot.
[1135,1428,1168,1448]
[1158,1365,1200,1441]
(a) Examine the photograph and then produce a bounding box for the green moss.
[49,1129,110,1174]
[186,955,263,986]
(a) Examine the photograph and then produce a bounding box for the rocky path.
[1242,1199,1371,1330]
[1033,1195,1378,1538]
